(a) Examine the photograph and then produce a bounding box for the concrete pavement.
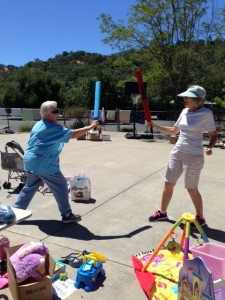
[0,130,225,300]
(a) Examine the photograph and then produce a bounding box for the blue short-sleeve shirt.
[24,119,73,173]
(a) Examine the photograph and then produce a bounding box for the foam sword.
[94,81,101,120]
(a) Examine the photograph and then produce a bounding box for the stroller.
[1,140,26,189]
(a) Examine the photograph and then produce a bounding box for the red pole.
[135,70,151,123]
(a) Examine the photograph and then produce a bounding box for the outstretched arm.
[70,120,99,139]
[148,121,180,135]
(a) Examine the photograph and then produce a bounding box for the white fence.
[0,108,22,117]
[0,108,41,121]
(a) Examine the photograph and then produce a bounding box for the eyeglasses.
[50,109,60,114]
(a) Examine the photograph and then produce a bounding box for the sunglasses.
[50,109,60,114]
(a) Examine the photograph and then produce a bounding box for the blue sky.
[0,0,137,66]
[0,0,224,67]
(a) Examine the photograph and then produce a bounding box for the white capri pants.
[165,147,204,189]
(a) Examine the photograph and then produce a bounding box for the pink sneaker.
[149,210,168,222]
[195,215,207,226]
[192,215,207,227]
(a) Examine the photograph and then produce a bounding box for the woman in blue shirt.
[13,101,98,223]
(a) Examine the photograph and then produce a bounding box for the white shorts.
[165,147,204,189]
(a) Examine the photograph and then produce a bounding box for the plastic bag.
[70,174,91,201]
[0,203,16,223]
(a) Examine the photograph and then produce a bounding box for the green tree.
[1,67,62,108]
[99,0,225,106]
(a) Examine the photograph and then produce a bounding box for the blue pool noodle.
[94,81,101,120]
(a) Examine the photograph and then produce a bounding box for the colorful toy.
[52,259,66,282]
[59,272,68,281]
[74,252,106,292]
[166,232,182,254]
[141,212,209,272]
[132,213,210,299]
[178,256,215,299]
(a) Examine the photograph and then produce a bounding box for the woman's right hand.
[90,120,99,129]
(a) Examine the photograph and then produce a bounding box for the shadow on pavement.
[19,220,152,241]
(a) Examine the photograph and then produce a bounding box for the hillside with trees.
[0,0,224,115]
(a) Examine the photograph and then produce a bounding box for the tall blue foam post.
[94,81,101,120]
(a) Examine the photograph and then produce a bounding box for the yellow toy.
[59,272,68,281]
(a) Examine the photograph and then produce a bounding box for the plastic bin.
[190,243,225,279]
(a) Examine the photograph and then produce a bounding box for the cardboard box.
[6,244,55,300]
[102,134,111,141]
[90,133,102,141]
[52,259,66,282]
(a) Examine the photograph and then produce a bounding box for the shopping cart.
[1,140,26,189]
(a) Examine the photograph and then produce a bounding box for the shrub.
[70,119,84,129]
[18,123,35,132]
[63,107,89,118]
[120,127,133,132]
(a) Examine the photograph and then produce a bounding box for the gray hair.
[40,101,57,118]
[193,98,205,108]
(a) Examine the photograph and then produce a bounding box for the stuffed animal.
[10,242,48,283]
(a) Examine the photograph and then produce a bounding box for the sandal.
[68,250,90,268]
[59,250,90,265]
[69,257,83,268]
[59,253,79,263]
